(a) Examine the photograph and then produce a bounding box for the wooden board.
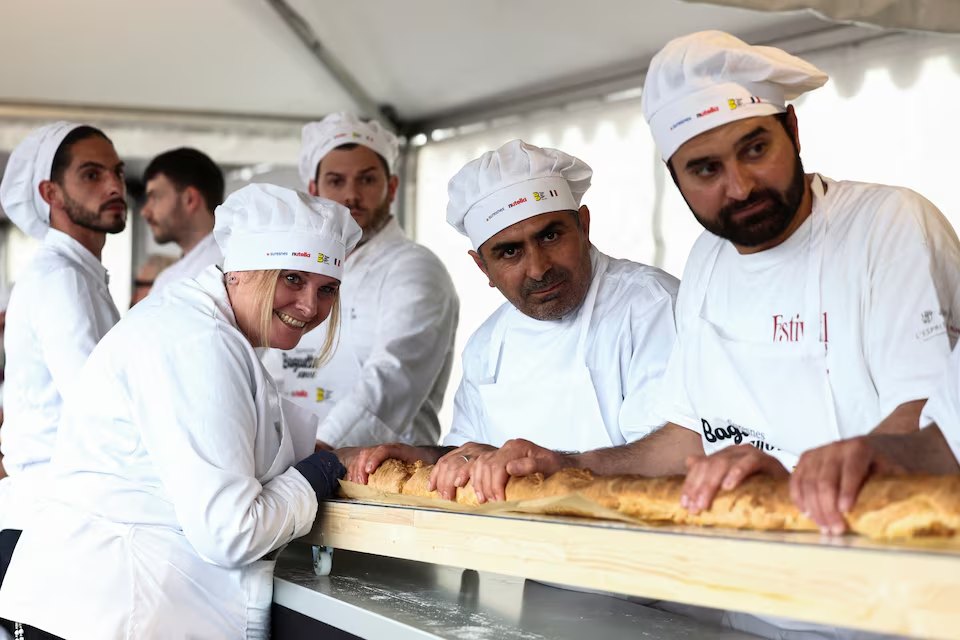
[303,499,960,639]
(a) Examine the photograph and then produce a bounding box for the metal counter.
[273,545,759,639]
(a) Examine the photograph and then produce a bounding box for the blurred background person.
[130,253,178,306]
[140,147,224,295]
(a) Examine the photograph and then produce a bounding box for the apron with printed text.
[684,175,840,469]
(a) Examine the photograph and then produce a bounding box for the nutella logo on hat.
[293,251,310,258]
[291,389,308,398]
[697,106,720,118]
[507,197,527,209]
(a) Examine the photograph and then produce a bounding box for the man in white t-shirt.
[140,148,224,294]
[492,31,960,535]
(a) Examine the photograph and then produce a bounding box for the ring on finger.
[461,455,469,463]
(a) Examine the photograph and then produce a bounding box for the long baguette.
[358,461,960,539]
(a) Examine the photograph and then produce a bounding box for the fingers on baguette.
[360,460,960,539]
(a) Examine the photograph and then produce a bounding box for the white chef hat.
[0,121,84,240]
[642,30,828,162]
[299,112,399,186]
[214,183,362,281]
[446,140,592,250]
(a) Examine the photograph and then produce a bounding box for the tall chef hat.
[0,121,84,240]
[642,30,828,162]
[299,112,399,186]
[446,139,592,251]
[214,183,362,281]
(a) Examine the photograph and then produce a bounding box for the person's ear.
[38,180,62,209]
[182,186,202,213]
[386,174,400,205]
[308,180,320,197]
[577,205,591,244]
[469,249,495,288]
[786,104,801,153]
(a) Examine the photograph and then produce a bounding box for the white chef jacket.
[446,248,680,448]
[0,265,320,639]
[0,228,119,530]
[263,217,459,447]
[920,345,960,464]
[150,231,222,294]
[653,177,960,640]
[657,176,960,458]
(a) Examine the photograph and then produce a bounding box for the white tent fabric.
[685,0,960,33]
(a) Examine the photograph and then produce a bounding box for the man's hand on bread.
[344,444,440,485]
[791,436,906,536]
[428,442,497,500]
[465,439,571,503]
[682,445,789,515]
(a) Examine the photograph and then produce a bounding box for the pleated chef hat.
[299,112,399,186]
[446,139,592,250]
[0,121,84,240]
[214,183,362,281]
[642,30,828,162]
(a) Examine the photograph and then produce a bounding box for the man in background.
[264,112,459,450]
[140,147,223,293]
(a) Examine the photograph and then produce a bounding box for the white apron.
[684,175,839,469]
[478,253,614,452]
[684,177,897,639]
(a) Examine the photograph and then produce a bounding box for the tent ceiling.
[0,0,836,125]
[686,0,960,33]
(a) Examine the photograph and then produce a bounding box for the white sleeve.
[652,337,700,433]
[318,255,459,447]
[920,347,960,464]
[443,375,486,447]
[865,190,960,418]
[34,269,117,396]
[128,332,318,570]
[618,286,679,442]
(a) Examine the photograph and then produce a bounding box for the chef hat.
[0,121,84,239]
[299,112,399,186]
[642,30,828,162]
[214,183,361,281]
[446,140,592,250]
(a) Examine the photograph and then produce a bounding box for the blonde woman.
[0,184,361,639]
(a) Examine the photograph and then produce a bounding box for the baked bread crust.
[356,460,960,539]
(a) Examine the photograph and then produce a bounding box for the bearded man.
[264,112,459,450]
[0,123,127,596]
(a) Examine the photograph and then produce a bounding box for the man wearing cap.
[264,112,459,450]
[488,32,960,638]
[0,123,126,535]
[140,147,224,294]
[346,139,679,504]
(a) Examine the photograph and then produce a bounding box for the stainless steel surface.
[274,545,760,640]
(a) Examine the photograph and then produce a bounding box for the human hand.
[682,444,789,514]
[790,436,905,535]
[344,443,431,485]
[428,442,497,501]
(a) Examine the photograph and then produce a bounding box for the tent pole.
[264,0,395,131]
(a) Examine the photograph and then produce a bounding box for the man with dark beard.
[263,112,459,451]
[0,123,126,599]
[469,32,960,639]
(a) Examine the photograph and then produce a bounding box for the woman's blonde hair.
[242,269,341,367]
